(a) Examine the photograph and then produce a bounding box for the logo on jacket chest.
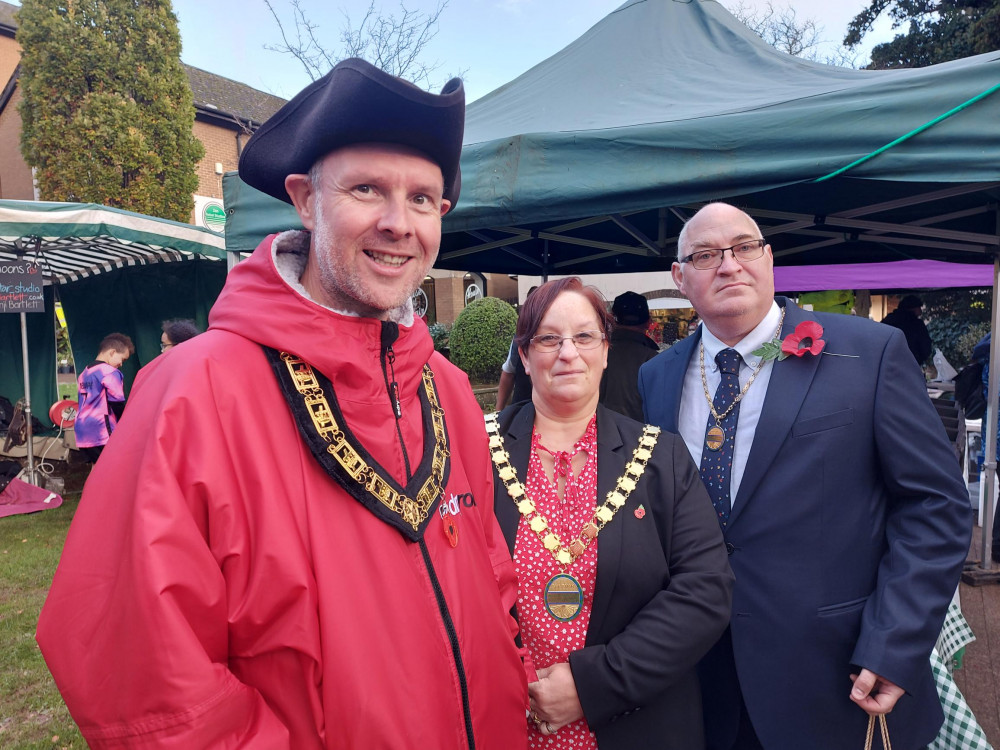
[438,492,476,518]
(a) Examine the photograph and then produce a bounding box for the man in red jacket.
[37,59,528,749]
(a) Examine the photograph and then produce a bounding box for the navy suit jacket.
[493,403,734,750]
[638,298,972,750]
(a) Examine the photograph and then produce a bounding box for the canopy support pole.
[983,258,999,569]
[964,228,1000,585]
[19,312,37,485]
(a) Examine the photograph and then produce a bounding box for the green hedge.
[449,298,518,384]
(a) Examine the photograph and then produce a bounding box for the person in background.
[599,291,658,421]
[74,332,133,463]
[38,59,527,749]
[497,286,538,410]
[160,318,200,351]
[971,332,1000,562]
[490,276,732,749]
[639,202,970,750]
[881,294,933,366]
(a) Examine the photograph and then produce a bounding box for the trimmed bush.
[427,322,451,353]
[449,298,518,384]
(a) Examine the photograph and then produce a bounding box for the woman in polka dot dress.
[489,277,734,750]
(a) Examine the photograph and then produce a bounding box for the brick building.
[0,0,515,323]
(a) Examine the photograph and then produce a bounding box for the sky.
[166,0,898,102]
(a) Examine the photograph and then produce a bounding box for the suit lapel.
[588,407,626,640]
[654,329,701,432]
[729,300,822,526]
[494,405,536,553]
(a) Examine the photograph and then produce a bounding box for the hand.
[849,669,905,714]
[528,662,584,732]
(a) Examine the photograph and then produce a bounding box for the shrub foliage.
[427,321,451,352]
[922,289,992,368]
[17,0,205,221]
[449,297,517,384]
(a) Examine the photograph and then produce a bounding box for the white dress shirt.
[678,302,783,507]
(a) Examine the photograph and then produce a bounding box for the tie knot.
[716,348,742,375]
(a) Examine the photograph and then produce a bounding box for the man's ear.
[285,173,316,231]
[671,262,686,295]
[440,198,452,218]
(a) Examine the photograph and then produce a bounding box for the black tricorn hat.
[239,58,465,206]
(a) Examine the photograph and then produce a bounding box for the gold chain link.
[700,307,785,425]
[281,353,449,531]
[485,413,659,567]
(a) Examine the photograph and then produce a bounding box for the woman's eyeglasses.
[529,330,606,352]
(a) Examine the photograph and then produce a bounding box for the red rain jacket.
[37,233,528,749]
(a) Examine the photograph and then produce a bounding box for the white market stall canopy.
[0,200,226,284]
[0,200,228,428]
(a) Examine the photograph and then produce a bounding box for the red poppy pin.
[781,321,826,358]
[634,505,646,519]
[443,514,459,547]
[754,321,827,362]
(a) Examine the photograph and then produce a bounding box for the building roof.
[184,64,285,127]
[0,1,287,126]
[0,1,17,35]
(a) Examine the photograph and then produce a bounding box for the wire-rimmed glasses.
[530,330,606,352]
[679,239,767,270]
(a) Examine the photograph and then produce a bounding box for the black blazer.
[493,403,734,750]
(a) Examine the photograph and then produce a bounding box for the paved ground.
[956,523,1000,745]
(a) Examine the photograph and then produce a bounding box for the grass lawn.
[0,466,86,749]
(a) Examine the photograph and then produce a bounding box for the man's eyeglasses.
[530,330,606,352]
[679,239,767,270]
[160,343,172,352]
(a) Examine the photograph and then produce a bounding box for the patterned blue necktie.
[700,348,742,529]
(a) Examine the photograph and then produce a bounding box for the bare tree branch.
[264,0,449,87]
[727,0,858,66]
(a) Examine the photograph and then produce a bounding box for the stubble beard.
[310,200,424,318]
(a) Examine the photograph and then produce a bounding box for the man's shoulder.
[642,333,696,369]
[134,330,267,396]
[806,309,897,344]
[425,351,489,428]
[427,350,471,386]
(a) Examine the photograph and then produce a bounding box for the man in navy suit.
[638,202,971,750]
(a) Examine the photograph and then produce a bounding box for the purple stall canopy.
[774,260,994,292]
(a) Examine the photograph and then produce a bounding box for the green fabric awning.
[222,0,1000,276]
[0,200,227,427]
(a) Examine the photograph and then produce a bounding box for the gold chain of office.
[279,352,449,531]
[699,306,786,427]
[485,413,659,567]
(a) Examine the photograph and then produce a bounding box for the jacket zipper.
[419,539,476,750]
[381,322,473,746]
[379,321,412,479]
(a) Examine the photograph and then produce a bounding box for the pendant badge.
[544,573,584,621]
[705,425,725,452]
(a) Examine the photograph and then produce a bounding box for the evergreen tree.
[17,0,204,221]
[845,0,1000,69]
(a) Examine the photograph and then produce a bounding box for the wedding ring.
[544,722,556,734]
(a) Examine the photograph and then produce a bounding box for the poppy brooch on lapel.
[753,321,855,362]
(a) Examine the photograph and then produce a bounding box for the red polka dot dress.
[514,416,599,750]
